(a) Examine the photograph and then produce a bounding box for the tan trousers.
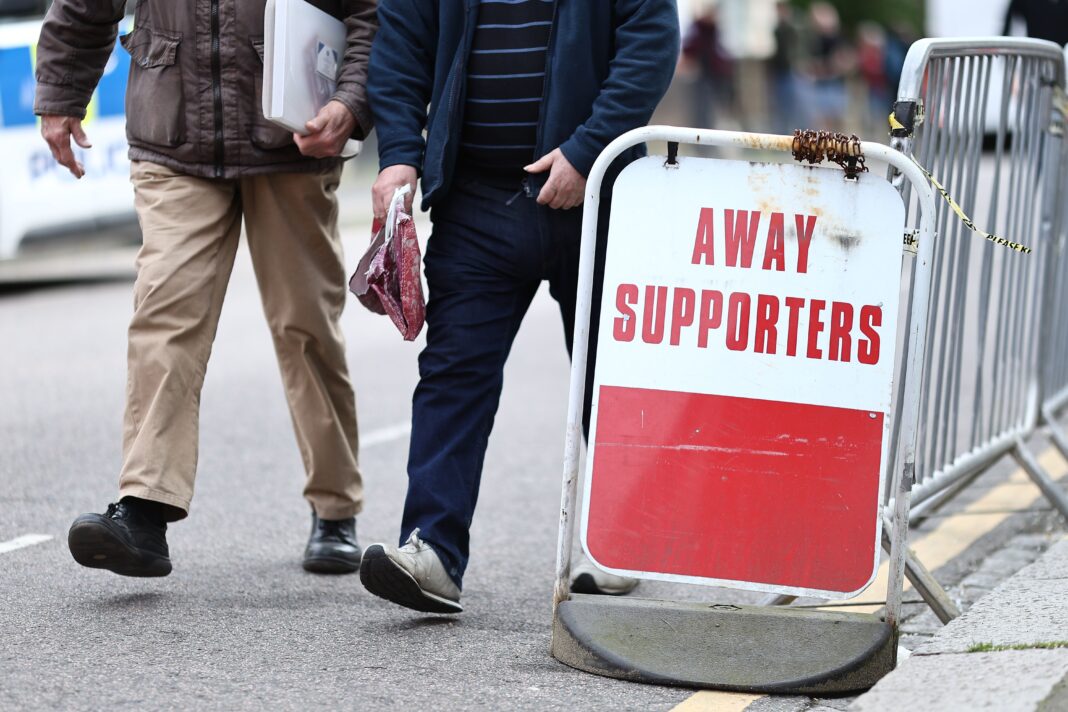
[118,161,362,520]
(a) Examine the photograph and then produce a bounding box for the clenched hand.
[41,115,91,179]
[372,164,418,222]
[524,148,586,210]
[294,100,357,158]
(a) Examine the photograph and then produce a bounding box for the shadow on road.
[93,592,166,611]
[388,616,461,632]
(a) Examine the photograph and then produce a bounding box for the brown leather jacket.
[34,0,377,179]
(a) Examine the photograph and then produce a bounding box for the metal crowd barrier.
[887,37,1068,523]
[1030,46,1068,518]
[759,38,1068,622]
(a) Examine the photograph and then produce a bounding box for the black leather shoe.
[303,513,361,574]
[68,501,171,577]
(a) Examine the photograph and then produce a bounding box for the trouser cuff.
[309,500,363,521]
[117,485,190,522]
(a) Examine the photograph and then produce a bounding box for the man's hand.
[294,100,357,158]
[372,164,418,221]
[525,148,586,210]
[41,115,91,179]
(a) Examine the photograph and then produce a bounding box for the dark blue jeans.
[400,176,601,588]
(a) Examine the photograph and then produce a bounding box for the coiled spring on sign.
[791,130,868,179]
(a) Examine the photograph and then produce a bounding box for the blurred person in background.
[883,22,912,101]
[1003,0,1068,46]
[717,0,777,131]
[770,0,802,135]
[856,22,891,137]
[801,1,851,132]
[34,0,376,578]
[681,2,735,130]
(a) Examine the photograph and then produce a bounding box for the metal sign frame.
[552,127,937,676]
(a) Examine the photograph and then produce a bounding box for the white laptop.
[263,0,361,157]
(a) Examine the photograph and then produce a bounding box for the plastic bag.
[349,186,426,341]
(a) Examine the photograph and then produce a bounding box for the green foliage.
[789,0,925,35]
[967,641,1068,653]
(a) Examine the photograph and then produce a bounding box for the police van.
[0,1,137,281]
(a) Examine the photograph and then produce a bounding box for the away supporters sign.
[581,156,905,598]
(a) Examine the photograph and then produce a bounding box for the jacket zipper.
[210,0,225,178]
[532,0,560,188]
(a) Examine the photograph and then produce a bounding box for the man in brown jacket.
[34,0,377,577]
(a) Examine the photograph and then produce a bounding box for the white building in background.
[678,0,777,60]
[677,0,696,24]
[717,0,777,60]
[681,0,1016,39]
[927,0,1011,37]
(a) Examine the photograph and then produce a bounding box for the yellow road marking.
[668,446,1067,711]
[670,691,763,712]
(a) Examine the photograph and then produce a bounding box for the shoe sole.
[359,546,462,614]
[302,554,361,575]
[68,520,171,578]
[569,572,637,596]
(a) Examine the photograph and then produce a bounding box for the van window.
[0,1,49,22]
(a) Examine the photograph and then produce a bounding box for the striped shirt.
[458,0,555,184]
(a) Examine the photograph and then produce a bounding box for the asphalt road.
[1,170,1062,712]
[0,208,707,710]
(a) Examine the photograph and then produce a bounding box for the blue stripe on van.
[0,30,130,128]
[95,42,131,119]
[0,46,36,127]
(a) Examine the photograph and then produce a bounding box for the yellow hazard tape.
[889,112,907,134]
[889,112,1032,255]
[912,159,1032,254]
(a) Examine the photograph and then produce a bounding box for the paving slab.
[975,548,1036,577]
[1014,538,1068,581]
[850,650,1068,712]
[744,695,810,712]
[850,536,1068,712]
[918,539,1068,655]
[1009,534,1059,551]
[918,579,1068,654]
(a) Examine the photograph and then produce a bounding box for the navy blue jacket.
[368,0,680,209]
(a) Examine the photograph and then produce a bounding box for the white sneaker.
[569,555,640,596]
[360,529,463,614]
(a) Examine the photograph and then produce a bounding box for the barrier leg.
[1041,403,1068,464]
[903,551,960,624]
[1011,436,1068,521]
[880,522,960,624]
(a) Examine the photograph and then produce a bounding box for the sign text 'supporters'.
[611,208,884,365]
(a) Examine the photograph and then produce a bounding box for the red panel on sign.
[587,386,884,593]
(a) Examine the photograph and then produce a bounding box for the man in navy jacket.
[361,0,680,613]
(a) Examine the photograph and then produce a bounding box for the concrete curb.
[851,537,1068,711]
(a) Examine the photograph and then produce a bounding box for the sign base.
[552,595,896,694]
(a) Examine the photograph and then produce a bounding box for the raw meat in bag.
[349,186,426,341]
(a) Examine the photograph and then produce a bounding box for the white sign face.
[581,156,906,599]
